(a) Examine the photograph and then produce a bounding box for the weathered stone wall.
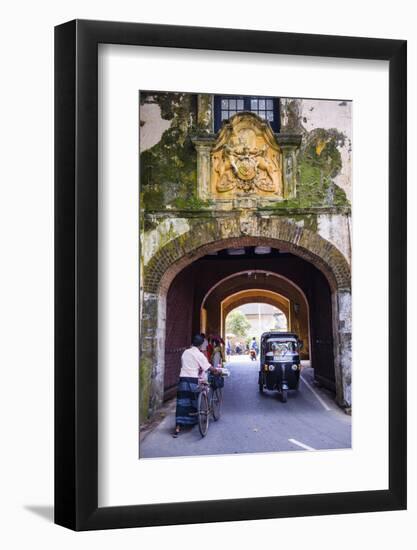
[139,92,352,419]
[300,99,352,202]
[139,92,352,265]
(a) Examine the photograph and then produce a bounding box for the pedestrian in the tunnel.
[250,336,259,356]
[226,338,231,358]
[173,334,221,437]
[206,335,214,361]
[211,338,224,369]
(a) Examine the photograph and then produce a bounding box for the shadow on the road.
[258,389,299,402]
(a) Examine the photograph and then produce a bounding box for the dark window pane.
[215,95,279,132]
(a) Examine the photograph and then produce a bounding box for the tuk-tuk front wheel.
[258,381,264,393]
[281,389,288,403]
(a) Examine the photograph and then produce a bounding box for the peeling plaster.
[141,218,190,266]
[318,214,351,264]
[300,99,352,201]
[139,103,171,152]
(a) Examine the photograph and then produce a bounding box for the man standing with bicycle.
[173,334,221,438]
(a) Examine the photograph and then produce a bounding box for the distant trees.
[226,310,251,338]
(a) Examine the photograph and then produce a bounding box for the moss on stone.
[140,93,350,212]
[264,128,350,209]
[140,92,198,211]
[171,194,214,210]
[139,356,152,423]
[296,128,349,207]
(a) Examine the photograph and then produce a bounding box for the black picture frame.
[55,19,407,531]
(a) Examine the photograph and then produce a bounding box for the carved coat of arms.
[211,113,283,197]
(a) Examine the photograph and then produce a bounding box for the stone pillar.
[333,290,352,408]
[140,291,164,421]
[281,147,298,199]
[276,134,302,200]
[191,137,215,201]
[197,94,214,133]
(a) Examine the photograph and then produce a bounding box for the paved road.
[140,358,351,458]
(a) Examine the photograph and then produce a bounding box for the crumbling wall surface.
[139,93,353,416]
[139,93,352,212]
[300,99,352,201]
[317,214,351,263]
[139,102,172,152]
[139,92,200,211]
[277,98,352,208]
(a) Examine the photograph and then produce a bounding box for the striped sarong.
[175,377,199,426]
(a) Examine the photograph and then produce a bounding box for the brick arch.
[202,275,310,360]
[144,216,351,295]
[221,289,290,342]
[222,289,290,324]
[141,215,352,418]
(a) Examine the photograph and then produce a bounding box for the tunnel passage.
[164,246,334,400]
[202,274,309,360]
[220,289,290,336]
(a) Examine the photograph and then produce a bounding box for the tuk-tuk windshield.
[265,339,298,358]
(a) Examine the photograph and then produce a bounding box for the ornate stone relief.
[192,100,302,208]
[211,113,283,198]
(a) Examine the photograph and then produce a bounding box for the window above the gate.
[214,95,280,132]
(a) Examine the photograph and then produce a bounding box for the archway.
[221,289,290,337]
[140,216,351,418]
[200,272,310,360]
[224,300,288,353]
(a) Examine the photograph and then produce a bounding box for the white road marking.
[300,374,332,411]
[288,438,316,451]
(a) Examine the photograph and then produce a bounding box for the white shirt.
[179,346,212,378]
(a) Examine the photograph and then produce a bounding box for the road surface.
[140,358,351,458]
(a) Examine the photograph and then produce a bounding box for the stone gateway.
[139,92,352,422]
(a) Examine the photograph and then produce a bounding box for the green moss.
[140,92,350,212]
[296,128,349,206]
[171,194,213,210]
[139,356,152,423]
[140,92,198,211]
[141,188,164,211]
[265,128,350,209]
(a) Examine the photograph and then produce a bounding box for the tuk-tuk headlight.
[291,364,298,371]
[268,365,275,372]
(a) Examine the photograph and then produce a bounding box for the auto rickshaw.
[258,332,303,402]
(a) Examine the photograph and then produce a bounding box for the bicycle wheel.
[211,388,222,421]
[198,390,209,437]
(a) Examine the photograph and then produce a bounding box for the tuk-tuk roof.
[261,331,299,342]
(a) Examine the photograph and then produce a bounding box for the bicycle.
[196,380,223,437]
